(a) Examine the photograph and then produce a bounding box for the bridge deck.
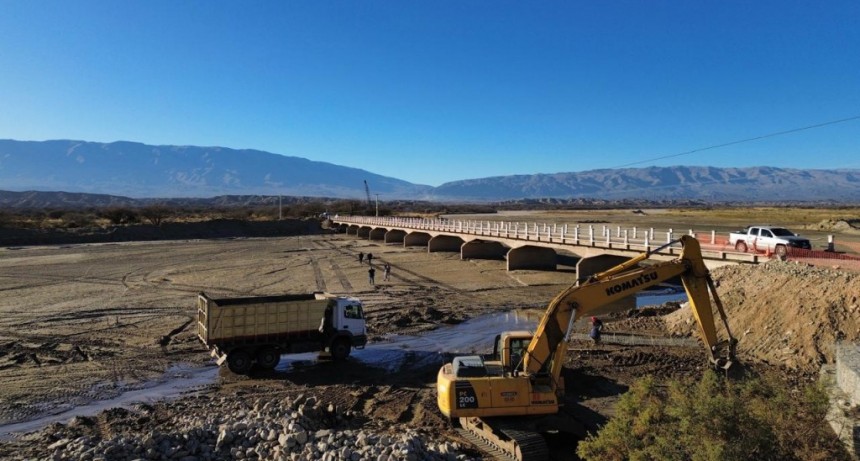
[330,216,760,267]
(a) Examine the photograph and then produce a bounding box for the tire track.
[308,240,355,293]
[314,239,462,293]
[310,257,327,292]
[329,262,352,293]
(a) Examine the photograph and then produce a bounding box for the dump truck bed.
[197,292,328,346]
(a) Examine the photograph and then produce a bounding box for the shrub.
[99,207,139,225]
[576,371,849,461]
[47,209,65,220]
[139,205,172,226]
[60,211,95,228]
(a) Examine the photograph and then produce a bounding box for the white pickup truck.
[728,226,812,257]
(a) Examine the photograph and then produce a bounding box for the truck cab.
[325,297,367,343]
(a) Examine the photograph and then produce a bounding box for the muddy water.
[635,283,688,307]
[636,290,687,307]
[1,311,539,438]
[278,309,542,373]
[1,305,687,438]
[0,364,218,439]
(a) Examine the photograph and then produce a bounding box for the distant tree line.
[0,197,504,230]
[4,192,852,230]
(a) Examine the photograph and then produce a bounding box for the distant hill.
[1,139,858,202]
[0,190,346,209]
[0,139,430,199]
[432,166,860,202]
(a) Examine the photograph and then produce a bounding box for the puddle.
[636,285,688,307]
[0,363,218,439]
[277,310,541,373]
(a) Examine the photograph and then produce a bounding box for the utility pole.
[375,194,379,217]
[278,195,282,220]
[364,180,373,215]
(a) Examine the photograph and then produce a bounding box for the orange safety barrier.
[786,247,860,261]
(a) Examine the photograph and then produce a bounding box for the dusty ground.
[0,226,856,459]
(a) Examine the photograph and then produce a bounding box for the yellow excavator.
[436,235,737,461]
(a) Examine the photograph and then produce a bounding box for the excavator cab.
[492,332,533,375]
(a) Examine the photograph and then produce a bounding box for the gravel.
[6,394,475,461]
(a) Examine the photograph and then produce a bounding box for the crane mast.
[363,180,372,209]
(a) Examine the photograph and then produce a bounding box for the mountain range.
[1,139,859,202]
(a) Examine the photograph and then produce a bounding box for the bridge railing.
[331,215,744,256]
[332,215,860,269]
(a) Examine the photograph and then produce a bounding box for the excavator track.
[458,417,549,461]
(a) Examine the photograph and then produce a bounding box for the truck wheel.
[330,339,351,361]
[226,349,253,375]
[734,241,748,253]
[256,346,281,370]
[774,245,788,259]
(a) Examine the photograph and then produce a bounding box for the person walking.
[383,263,391,281]
[358,252,364,264]
[366,253,373,266]
[589,316,604,344]
[368,266,376,286]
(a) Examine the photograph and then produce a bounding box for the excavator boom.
[524,235,734,374]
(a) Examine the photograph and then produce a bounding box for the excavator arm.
[524,235,735,377]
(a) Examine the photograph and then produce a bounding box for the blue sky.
[1,1,858,186]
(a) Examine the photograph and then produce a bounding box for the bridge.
[328,215,759,278]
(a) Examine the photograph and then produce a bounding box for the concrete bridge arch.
[429,235,464,253]
[507,245,557,271]
[405,232,431,247]
[369,227,386,241]
[385,229,407,244]
[462,240,508,260]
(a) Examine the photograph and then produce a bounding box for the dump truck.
[196,292,367,374]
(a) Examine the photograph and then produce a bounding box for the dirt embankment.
[0,218,322,246]
[666,261,860,373]
[807,219,860,234]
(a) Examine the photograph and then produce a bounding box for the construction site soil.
[0,231,857,460]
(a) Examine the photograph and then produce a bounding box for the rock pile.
[16,394,474,461]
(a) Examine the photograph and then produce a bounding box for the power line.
[611,115,860,169]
